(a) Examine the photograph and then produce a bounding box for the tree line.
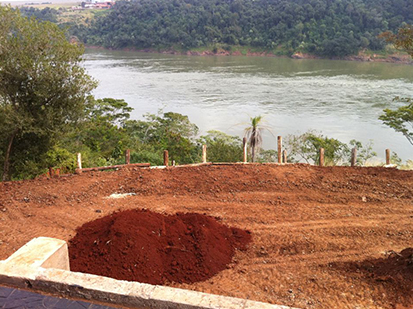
[64,0,413,57]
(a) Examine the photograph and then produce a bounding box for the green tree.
[65,98,133,167]
[379,97,413,146]
[379,26,413,147]
[0,7,96,180]
[124,111,199,165]
[349,139,377,165]
[380,24,413,56]
[286,131,377,165]
[244,116,264,162]
[43,98,135,172]
[286,131,349,165]
[198,130,242,162]
[256,149,278,163]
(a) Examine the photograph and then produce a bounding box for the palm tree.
[244,116,264,162]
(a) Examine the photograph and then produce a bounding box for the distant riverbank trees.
[67,0,413,58]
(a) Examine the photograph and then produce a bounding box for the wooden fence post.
[282,150,287,163]
[385,149,390,165]
[164,150,169,167]
[277,136,282,164]
[202,144,207,163]
[319,148,325,166]
[243,137,247,163]
[125,149,130,165]
[48,167,53,178]
[351,147,357,167]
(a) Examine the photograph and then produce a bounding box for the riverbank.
[85,45,413,64]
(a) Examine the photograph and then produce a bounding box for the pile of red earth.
[69,209,251,284]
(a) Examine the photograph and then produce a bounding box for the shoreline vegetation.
[85,45,413,64]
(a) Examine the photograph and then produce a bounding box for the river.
[84,49,413,161]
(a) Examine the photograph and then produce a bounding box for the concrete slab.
[1,237,69,271]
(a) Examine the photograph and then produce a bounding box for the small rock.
[95,209,102,213]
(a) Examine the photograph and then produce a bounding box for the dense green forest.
[66,0,413,57]
[19,6,59,23]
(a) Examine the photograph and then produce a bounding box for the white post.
[77,153,82,170]
[202,144,207,163]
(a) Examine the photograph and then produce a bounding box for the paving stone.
[0,288,14,299]
[0,286,118,309]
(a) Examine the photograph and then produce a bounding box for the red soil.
[331,248,413,307]
[68,209,251,284]
[0,164,412,308]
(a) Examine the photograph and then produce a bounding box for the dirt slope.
[0,164,412,309]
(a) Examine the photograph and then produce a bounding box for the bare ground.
[0,164,412,309]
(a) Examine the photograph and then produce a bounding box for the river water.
[84,49,413,161]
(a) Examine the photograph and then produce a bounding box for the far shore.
[85,45,413,65]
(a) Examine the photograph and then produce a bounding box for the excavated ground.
[0,164,412,309]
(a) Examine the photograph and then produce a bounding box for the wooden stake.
[277,136,282,163]
[125,149,130,164]
[385,149,390,165]
[351,147,357,167]
[319,148,325,166]
[164,150,169,166]
[243,137,247,163]
[202,144,207,163]
[282,150,287,163]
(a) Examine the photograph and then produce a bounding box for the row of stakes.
[73,136,395,172]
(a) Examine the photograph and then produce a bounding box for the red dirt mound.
[68,209,251,285]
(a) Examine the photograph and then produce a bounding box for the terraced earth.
[0,164,412,309]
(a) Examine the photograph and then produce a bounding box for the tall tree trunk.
[2,129,18,181]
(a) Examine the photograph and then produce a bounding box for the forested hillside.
[73,0,413,57]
